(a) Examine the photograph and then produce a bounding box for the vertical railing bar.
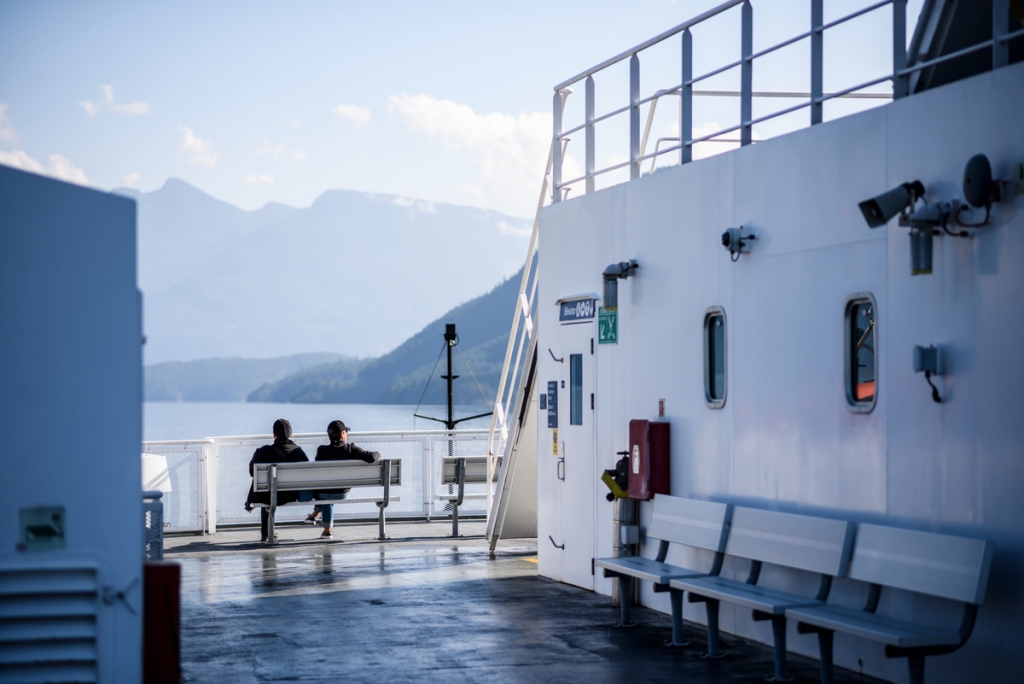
[892,0,908,98]
[585,76,596,193]
[811,0,823,125]
[630,54,641,180]
[993,0,1009,69]
[552,91,563,202]
[740,0,753,146]
[681,28,693,164]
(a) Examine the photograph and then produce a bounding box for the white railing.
[142,429,491,534]
[550,0,1024,201]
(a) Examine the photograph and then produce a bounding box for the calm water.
[143,401,494,441]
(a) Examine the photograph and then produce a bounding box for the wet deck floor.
[166,520,884,684]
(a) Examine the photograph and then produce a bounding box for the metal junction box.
[628,419,670,500]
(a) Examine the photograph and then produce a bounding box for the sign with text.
[547,381,558,428]
[559,298,596,323]
[598,307,618,344]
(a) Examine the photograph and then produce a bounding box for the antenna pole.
[441,323,459,431]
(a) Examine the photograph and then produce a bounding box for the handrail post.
[378,459,391,540]
[993,0,1009,69]
[630,54,641,179]
[552,90,563,203]
[585,76,596,193]
[892,0,908,98]
[681,29,693,164]
[811,0,823,125]
[740,0,753,145]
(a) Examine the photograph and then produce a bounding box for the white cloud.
[497,220,531,238]
[388,93,551,216]
[47,154,89,185]
[291,149,308,161]
[283,119,301,128]
[0,148,45,174]
[0,103,17,143]
[242,173,276,186]
[81,84,150,117]
[392,196,436,213]
[254,139,308,163]
[179,126,218,167]
[333,103,372,125]
[119,172,141,187]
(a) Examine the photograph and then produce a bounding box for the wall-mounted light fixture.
[721,226,756,262]
[602,260,639,308]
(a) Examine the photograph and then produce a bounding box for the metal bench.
[438,456,496,537]
[786,523,993,684]
[670,506,855,681]
[595,494,733,644]
[252,459,401,544]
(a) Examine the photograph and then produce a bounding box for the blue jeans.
[314,491,348,528]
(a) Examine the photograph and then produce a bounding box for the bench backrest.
[253,459,402,492]
[849,523,994,604]
[726,507,855,577]
[441,457,496,485]
[647,495,732,553]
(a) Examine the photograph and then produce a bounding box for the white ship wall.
[536,60,1024,684]
[0,167,143,682]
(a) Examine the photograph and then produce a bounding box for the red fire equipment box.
[628,419,670,500]
[144,561,181,684]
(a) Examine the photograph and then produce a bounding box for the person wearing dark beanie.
[245,418,308,542]
[302,420,382,539]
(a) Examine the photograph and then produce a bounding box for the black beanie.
[272,418,292,439]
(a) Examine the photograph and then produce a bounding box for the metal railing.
[550,0,1024,201]
[142,429,492,533]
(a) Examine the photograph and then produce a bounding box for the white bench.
[438,456,496,537]
[786,523,993,684]
[594,494,733,642]
[670,506,855,681]
[252,459,401,543]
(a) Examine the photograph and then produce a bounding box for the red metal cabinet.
[628,419,671,500]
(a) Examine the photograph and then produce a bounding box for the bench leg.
[668,588,690,646]
[817,630,834,684]
[617,576,635,626]
[704,598,722,658]
[377,503,387,540]
[907,655,925,684]
[768,615,791,681]
[451,502,459,537]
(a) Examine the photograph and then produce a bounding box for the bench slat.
[253,460,401,492]
[441,457,495,485]
[646,494,732,552]
[670,575,823,615]
[786,603,962,648]
[726,507,855,577]
[595,557,706,584]
[849,524,994,604]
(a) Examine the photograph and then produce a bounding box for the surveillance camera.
[858,181,925,228]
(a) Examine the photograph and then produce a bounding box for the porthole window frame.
[703,306,727,409]
[844,292,878,414]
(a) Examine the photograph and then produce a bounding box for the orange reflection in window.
[856,381,875,401]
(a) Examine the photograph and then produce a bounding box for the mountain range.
[117,178,530,365]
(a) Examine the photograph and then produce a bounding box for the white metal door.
[558,323,597,590]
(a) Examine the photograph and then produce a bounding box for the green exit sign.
[598,307,617,344]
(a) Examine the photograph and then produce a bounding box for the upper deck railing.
[550,0,1024,201]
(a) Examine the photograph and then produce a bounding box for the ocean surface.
[143,401,494,442]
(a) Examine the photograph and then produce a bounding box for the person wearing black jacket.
[304,420,381,539]
[245,418,309,542]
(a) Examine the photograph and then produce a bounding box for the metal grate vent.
[0,566,99,683]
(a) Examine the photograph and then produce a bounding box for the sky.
[0,0,925,219]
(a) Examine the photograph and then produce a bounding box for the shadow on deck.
[166,520,884,683]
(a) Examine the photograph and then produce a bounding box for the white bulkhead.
[537,61,1024,683]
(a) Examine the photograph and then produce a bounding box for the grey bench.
[670,506,855,681]
[438,456,496,537]
[595,494,732,644]
[786,523,994,684]
[252,459,402,543]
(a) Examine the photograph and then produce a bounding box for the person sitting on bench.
[245,418,309,543]
[303,420,381,540]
